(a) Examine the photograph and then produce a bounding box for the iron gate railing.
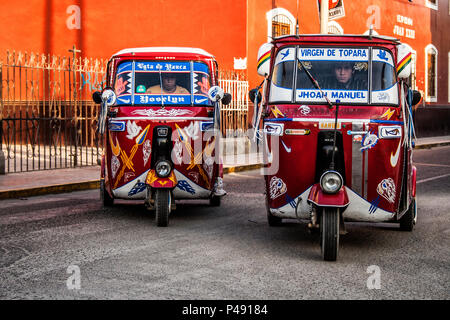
[0,49,107,173]
[218,70,249,137]
[0,50,249,174]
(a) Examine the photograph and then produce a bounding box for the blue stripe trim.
[263,118,293,122]
[370,120,404,124]
[271,185,314,210]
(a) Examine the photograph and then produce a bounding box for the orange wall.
[1,0,448,105]
[0,0,247,70]
[247,0,434,94]
[336,0,432,98]
[247,0,320,90]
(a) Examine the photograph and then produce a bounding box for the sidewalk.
[0,144,264,199]
[0,135,449,200]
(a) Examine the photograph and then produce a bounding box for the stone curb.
[0,180,100,200]
[0,164,263,200]
[414,141,450,149]
[1,140,448,200]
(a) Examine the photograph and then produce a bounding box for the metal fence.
[0,48,107,173]
[0,49,249,174]
[218,70,249,137]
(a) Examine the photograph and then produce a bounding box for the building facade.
[1,0,449,135]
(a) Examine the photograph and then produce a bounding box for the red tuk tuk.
[93,47,231,227]
[251,35,420,261]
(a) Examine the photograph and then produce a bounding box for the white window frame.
[328,21,344,35]
[363,29,379,36]
[266,8,295,42]
[425,0,438,11]
[425,44,438,102]
[411,49,417,90]
[448,52,450,102]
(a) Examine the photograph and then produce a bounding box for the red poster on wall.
[317,0,345,20]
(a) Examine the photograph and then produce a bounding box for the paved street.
[0,146,449,300]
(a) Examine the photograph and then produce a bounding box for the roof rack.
[272,34,400,44]
[111,47,214,58]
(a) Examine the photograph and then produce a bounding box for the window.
[113,61,212,106]
[425,45,438,102]
[426,0,438,10]
[268,46,398,105]
[410,50,417,90]
[371,49,397,92]
[266,8,295,42]
[272,17,291,38]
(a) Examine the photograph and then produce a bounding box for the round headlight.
[320,171,343,194]
[155,160,172,178]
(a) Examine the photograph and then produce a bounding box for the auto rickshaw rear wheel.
[155,189,171,227]
[267,211,282,226]
[320,208,340,261]
[399,198,416,231]
[100,179,114,207]
[210,195,221,206]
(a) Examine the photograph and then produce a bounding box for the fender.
[307,183,349,208]
[100,153,114,198]
[412,165,417,198]
[146,169,177,189]
[100,154,106,179]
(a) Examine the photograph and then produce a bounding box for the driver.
[328,61,366,90]
[146,73,189,94]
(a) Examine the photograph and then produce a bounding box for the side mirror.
[93,91,102,104]
[208,86,224,102]
[101,88,117,107]
[222,93,232,105]
[248,88,262,104]
[411,90,421,106]
[208,86,231,104]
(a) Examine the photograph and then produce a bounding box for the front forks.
[308,206,347,236]
[145,187,176,212]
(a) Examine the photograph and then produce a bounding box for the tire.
[100,179,114,207]
[210,196,221,207]
[320,208,340,261]
[155,189,171,227]
[399,198,416,231]
[266,193,282,226]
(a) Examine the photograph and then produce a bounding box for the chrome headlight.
[155,160,172,178]
[320,171,343,194]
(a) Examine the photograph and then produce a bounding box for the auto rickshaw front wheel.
[320,208,340,261]
[100,179,114,207]
[399,198,416,231]
[265,194,282,226]
[155,189,171,227]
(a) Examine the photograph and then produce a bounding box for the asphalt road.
[0,146,449,300]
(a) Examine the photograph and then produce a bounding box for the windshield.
[114,61,212,106]
[269,46,398,105]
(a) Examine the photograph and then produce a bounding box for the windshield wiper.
[297,59,333,108]
[158,70,165,108]
[297,59,339,170]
